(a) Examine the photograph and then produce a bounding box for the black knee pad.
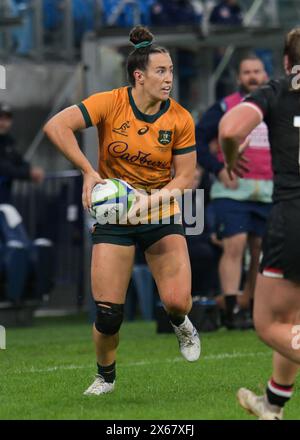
[94,301,124,335]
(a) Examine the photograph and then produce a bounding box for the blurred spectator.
[196,55,272,330]
[12,0,34,55]
[43,0,94,47]
[72,0,95,46]
[210,0,243,26]
[102,0,155,27]
[0,103,44,204]
[151,0,202,26]
[209,1,244,98]
[0,103,54,305]
[183,165,221,298]
[12,0,95,54]
[43,0,63,31]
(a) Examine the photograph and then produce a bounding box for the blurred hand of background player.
[30,166,45,183]
[82,170,106,210]
[218,168,239,189]
[225,138,250,181]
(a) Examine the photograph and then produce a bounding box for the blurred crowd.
[0,0,279,331]
[1,0,246,55]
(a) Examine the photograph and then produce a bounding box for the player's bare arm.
[43,105,105,209]
[152,150,196,204]
[219,104,262,178]
[131,151,196,217]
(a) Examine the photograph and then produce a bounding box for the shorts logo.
[158,130,172,145]
[113,121,130,137]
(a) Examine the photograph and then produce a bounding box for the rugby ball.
[89,178,136,224]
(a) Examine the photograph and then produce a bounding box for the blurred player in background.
[197,55,272,330]
[44,25,200,396]
[0,102,44,204]
[219,28,300,420]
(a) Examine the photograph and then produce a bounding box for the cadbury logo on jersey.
[108,141,169,169]
[113,121,130,137]
[158,130,172,145]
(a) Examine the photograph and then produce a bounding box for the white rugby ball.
[89,178,136,224]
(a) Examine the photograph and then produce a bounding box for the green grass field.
[0,315,299,420]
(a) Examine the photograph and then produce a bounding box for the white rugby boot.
[171,316,201,362]
[237,388,283,420]
[83,375,115,396]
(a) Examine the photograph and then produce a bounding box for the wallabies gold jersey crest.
[158,130,172,145]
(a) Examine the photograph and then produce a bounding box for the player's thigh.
[91,243,135,303]
[254,274,300,328]
[145,234,191,307]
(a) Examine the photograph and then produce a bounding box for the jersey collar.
[127,87,170,123]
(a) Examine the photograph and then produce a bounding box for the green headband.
[134,41,152,50]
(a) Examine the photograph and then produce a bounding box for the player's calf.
[84,301,123,396]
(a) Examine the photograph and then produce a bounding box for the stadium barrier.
[11,170,85,312]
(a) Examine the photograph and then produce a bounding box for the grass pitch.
[0,315,299,420]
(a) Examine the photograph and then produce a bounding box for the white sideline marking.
[12,351,270,375]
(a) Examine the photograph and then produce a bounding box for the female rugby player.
[44,26,200,396]
[219,28,300,419]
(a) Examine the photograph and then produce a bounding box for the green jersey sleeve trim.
[173,145,196,155]
[77,103,93,128]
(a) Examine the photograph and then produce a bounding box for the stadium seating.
[0,205,54,304]
[151,0,203,26]
[3,0,299,59]
[72,0,95,45]
[102,0,155,27]
[42,0,63,31]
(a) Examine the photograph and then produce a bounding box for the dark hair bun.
[129,26,154,46]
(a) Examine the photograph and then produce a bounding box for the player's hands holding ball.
[82,169,106,210]
[127,190,150,223]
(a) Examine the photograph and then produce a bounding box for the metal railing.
[25,63,82,161]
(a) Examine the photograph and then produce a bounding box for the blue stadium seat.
[0,208,30,301]
[72,0,95,45]
[151,0,202,26]
[43,0,63,31]
[7,1,33,55]
[4,239,29,302]
[0,206,54,303]
[102,0,155,27]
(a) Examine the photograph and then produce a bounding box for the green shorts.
[91,216,185,251]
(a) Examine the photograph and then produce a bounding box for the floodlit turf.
[0,315,299,420]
